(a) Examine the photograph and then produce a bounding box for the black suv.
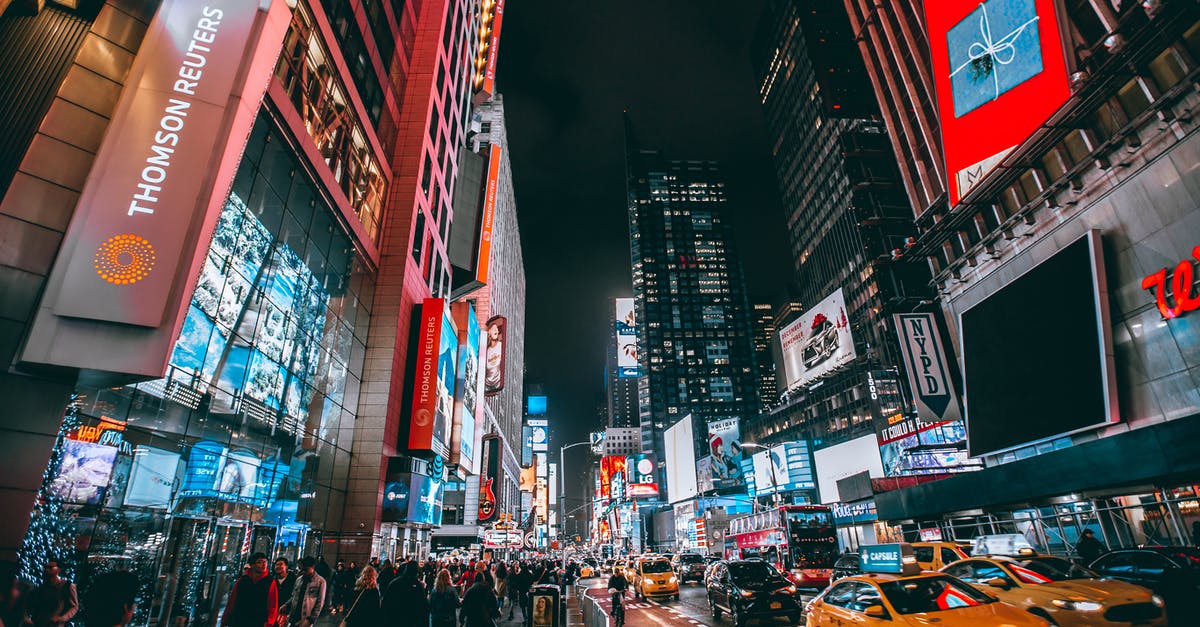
[706,560,802,626]
[830,552,861,582]
[673,553,707,583]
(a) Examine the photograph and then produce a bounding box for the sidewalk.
[496,585,585,627]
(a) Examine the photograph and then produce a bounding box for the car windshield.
[728,562,787,588]
[1008,557,1099,583]
[879,576,995,614]
[680,555,704,564]
[642,560,672,573]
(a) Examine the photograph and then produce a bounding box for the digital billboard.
[960,231,1116,456]
[705,418,745,490]
[49,439,119,506]
[548,462,558,505]
[814,435,885,505]
[615,298,639,378]
[409,298,457,455]
[450,302,482,472]
[527,395,547,415]
[124,446,181,509]
[177,440,288,508]
[626,454,659,498]
[779,288,855,390]
[589,430,606,455]
[746,442,814,497]
[925,0,1072,205]
[382,471,444,526]
[522,424,534,467]
[484,316,507,395]
[528,418,549,453]
[599,455,628,499]
[664,414,698,503]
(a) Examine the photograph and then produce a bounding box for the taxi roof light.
[860,543,921,576]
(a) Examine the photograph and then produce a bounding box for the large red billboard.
[475,143,502,286]
[925,0,1072,205]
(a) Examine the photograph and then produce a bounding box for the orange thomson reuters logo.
[94,234,156,285]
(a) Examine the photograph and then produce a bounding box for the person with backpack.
[459,574,499,627]
[220,553,279,627]
[428,569,460,627]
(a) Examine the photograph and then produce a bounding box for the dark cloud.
[497,1,792,458]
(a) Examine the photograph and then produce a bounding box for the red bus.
[726,505,839,589]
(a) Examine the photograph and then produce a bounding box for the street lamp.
[559,441,592,567]
[740,443,780,507]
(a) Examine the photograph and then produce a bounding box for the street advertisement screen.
[589,430,606,455]
[409,299,457,455]
[521,424,534,467]
[450,302,482,472]
[925,0,1072,205]
[124,446,181,509]
[960,231,1116,456]
[381,472,445,525]
[484,316,507,395]
[664,415,698,503]
[814,435,885,505]
[600,455,628,499]
[626,454,659,498]
[178,440,288,508]
[747,442,814,496]
[527,395,547,415]
[878,424,973,477]
[548,462,558,505]
[615,298,640,378]
[528,418,549,453]
[520,465,536,492]
[50,439,119,505]
[779,289,855,390]
[478,434,500,523]
[705,418,745,490]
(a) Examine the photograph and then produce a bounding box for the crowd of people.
[0,553,583,627]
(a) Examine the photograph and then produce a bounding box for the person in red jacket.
[221,553,278,627]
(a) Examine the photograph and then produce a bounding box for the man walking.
[283,557,326,627]
[221,553,278,627]
[1075,529,1107,564]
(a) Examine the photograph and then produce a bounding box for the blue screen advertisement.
[380,471,444,525]
[178,440,289,508]
[527,395,547,415]
[454,307,481,467]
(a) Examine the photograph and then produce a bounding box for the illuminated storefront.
[25,111,374,626]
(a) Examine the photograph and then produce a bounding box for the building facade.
[848,0,1200,550]
[624,118,760,486]
[750,303,779,411]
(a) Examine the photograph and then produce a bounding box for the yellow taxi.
[910,541,971,571]
[632,556,680,600]
[806,543,1049,627]
[941,553,1165,626]
[612,558,627,578]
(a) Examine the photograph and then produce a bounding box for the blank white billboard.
[813,434,884,504]
[665,414,698,503]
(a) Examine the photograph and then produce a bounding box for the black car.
[673,553,707,583]
[1089,546,1200,617]
[706,560,803,626]
[830,552,860,582]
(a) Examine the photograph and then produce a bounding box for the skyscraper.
[624,116,759,485]
[750,303,779,411]
[606,299,640,429]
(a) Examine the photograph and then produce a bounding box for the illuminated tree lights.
[19,396,82,584]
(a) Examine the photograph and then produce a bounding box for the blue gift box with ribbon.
[947,0,1045,118]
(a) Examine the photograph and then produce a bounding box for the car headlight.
[784,585,798,594]
[668,576,677,583]
[1051,599,1103,612]
[1151,594,1165,608]
[740,590,754,598]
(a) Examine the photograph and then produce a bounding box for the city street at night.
[2,0,1200,626]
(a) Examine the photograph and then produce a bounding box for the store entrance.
[155,517,251,627]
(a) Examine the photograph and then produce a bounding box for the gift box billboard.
[926,0,1072,205]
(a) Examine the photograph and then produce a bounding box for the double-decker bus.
[726,505,839,589]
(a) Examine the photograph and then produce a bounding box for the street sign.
[524,532,536,548]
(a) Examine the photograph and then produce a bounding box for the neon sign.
[1142,246,1200,319]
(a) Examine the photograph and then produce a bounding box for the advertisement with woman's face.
[484,316,506,396]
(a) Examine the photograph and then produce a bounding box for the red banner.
[409,298,447,451]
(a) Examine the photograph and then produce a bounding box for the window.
[940,548,963,567]
[913,546,934,564]
[823,582,856,608]
[850,582,883,612]
[1092,552,1135,575]
[1131,552,1170,576]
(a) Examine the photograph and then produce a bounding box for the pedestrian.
[504,563,523,621]
[343,566,381,626]
[377,559,394,591]
[272,558,297,617]
[460,574,500,627]
[1075,529,1107,564]
[493,561,508,613]
[382,562,429,627]
[27,558,78,627]
[220,552,279,627]
[428,569,461,627]
[314,557,332,612]
[283,556,326,627]
[83,570,138,627]
[0,561,25,627]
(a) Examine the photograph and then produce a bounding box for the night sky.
[496,1,793,467]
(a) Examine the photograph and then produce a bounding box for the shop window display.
[20,114,374,627]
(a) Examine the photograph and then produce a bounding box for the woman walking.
[343,566,381,626]
[428,569,460,627]
[492,562,508,615]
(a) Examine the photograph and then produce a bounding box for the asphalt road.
[579,577,816,627]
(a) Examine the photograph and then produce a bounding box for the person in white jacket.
[283,557,326,627]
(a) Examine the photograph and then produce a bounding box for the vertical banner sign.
[409,299,457,453]
[450,302,482,473]
[478,434,500,523]
[925,0,1072,205]
[474,143,502,285]
[894,313,963,425]
[484,316,507,396]
[483,0,505,97]
[615,298,639,378]
[49,0,288,326]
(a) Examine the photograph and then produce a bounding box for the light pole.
[559,441,591,567]
[740,443,780,507]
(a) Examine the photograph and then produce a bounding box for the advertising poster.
[705,418,745,490]
[124,446,180,508]
[747,442,814,496]
[478,434,500,523]
[409,299,457,454]
[696,456,715,494]
[589,430,606,455]
[409,473,445,526]
[626,454,659,498]
[50,439,119,505]
[484,316,507,395]
[450,302,482,472]
[531,590,555,627]
[925,0,1072,204]
[527,395,548,415]
[528,418,549,453]
[600,455,628,499]
[521,424,534,467]
[548,463,558,505]
[520,465,537,492]
[779,288,855,390]
[894,313,963,425]
[664,414,698,503]
[615,298,639,378]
